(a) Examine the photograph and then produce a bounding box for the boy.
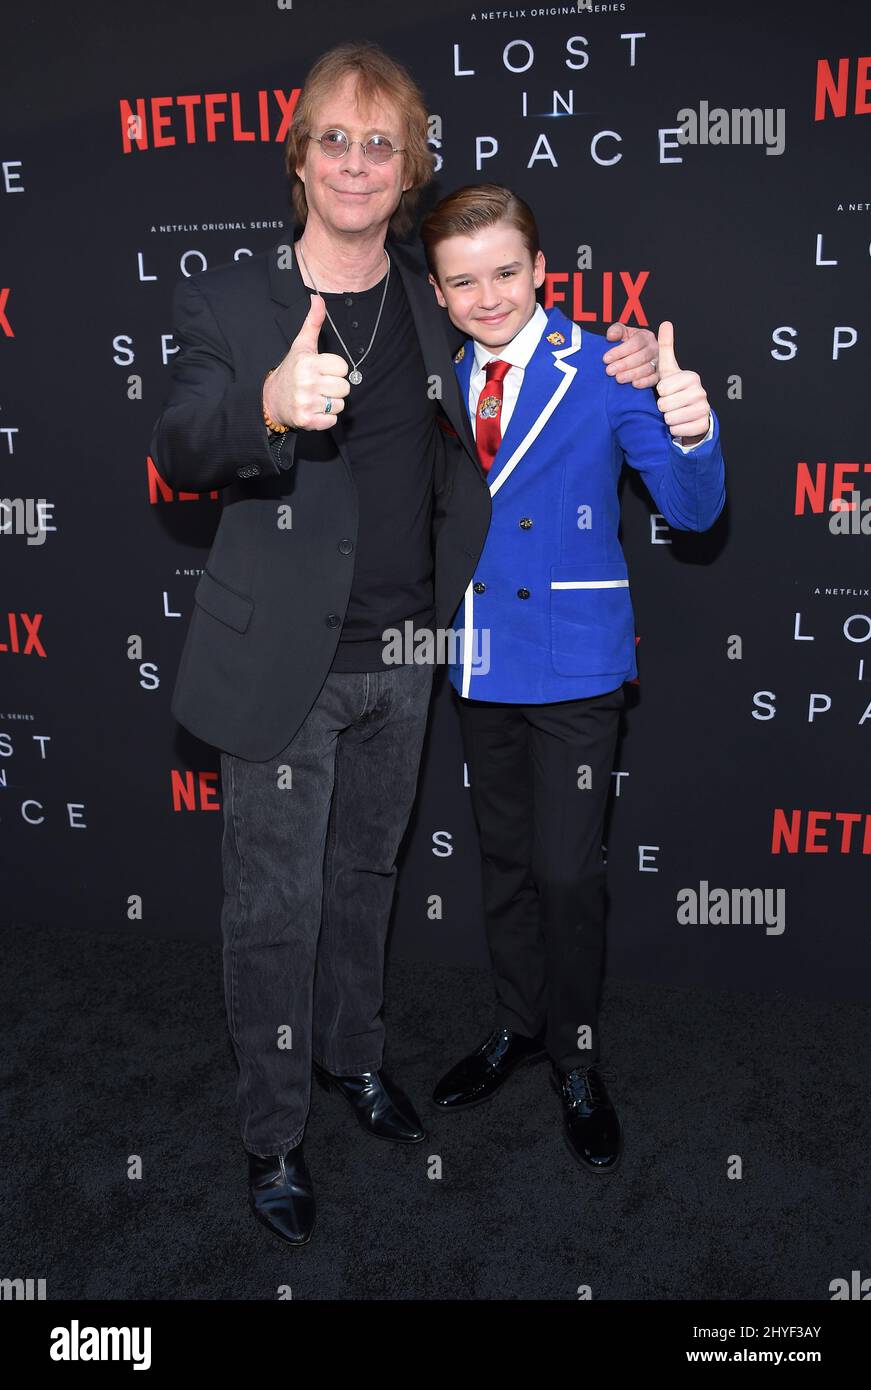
[420,184,725,1174]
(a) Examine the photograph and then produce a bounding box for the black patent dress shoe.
[247,1144,315,1245]
[312,1062,426,1143]
[551,1063,622,1174]
[432,1026,548,1108]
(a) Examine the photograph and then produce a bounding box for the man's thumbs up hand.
[262,293,350,433]
[602,322,661,388]
[654,320,711,445]
[293,292,327,354]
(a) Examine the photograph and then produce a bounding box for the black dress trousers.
[455,683,624,1072]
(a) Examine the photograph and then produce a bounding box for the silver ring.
[650,359,658,372]
[323,396,332,414]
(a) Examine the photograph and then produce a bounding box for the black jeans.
[219,664,434,1158]
[455,684,624,1073]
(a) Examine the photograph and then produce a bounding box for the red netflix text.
[147,458,219,504]
[0,613,45,656]
[543,271,649,325]
[120,90,301,152]
[772,808,871,854]
[814,57,871,120]
[795,461,871,515]
[171,770,220,812]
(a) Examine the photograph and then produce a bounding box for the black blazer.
[150,228,492,761]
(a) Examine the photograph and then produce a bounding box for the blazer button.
[517,587,530,599]
[338,538,354,555]
[473,582,486,594]
[519,517,533,529]
[325,613,341,627]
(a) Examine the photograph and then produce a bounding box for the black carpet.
[1,921,867,1301]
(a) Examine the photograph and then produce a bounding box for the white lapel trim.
[489,321,582,500]
[460,581,475,697]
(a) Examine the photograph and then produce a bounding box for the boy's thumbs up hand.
[262,293,351,433]
[654,320,711,445]
[656,319,680,376]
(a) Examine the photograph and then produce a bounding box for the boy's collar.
[471,301,548,372]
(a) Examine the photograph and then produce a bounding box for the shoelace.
[561,1065,617,1111]
[481,1027,518,1066]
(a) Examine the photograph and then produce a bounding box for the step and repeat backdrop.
[2,0,868,1001]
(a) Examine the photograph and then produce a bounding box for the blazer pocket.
[550,560,635,676]
[194,568,254,634]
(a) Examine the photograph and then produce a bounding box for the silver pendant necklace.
[296,241,390,385]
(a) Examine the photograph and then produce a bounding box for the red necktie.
[475,358,512,473]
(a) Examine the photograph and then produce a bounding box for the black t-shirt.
[302,258,438,672]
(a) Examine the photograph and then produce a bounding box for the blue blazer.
[448,305,726,703]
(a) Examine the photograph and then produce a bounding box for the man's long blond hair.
[284,41,434,238]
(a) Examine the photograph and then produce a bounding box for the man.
[419,184,724,1175]
[150,41,662,1246]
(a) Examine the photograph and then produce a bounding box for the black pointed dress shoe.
[312,1062,426,1143]
[432,1027,548,1108]
[552,1063,622,1174]
[247,1144,315,1245]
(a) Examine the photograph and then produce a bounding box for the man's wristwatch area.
[266,428,287,465]
[262,367,292,433]
[262,367,292,466]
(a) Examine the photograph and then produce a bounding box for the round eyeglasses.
[308,128,404,165]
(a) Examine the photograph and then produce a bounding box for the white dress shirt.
[467,303,713,452]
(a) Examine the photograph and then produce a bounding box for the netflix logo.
[147,458,218,505]
[543,271,649,325]
[794,461,871,515]
[814,57,871,120]
[0,613,45,656]
[772,808,871,854]
[120,89,300,153]
[171,770,220,812]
